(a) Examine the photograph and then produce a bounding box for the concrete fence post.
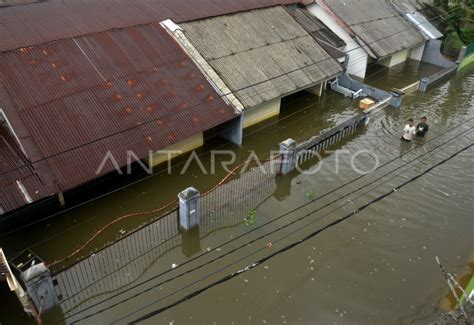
[58,192,66,207]
[418,77,429,92]
[279,138,297,175]
[21,262,58,313]
[178,187,201,231]
[389,91,403,108]
[458,46,467,62]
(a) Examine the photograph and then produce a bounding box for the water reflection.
[3,62,474,325]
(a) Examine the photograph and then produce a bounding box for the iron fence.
[296,113,369,165]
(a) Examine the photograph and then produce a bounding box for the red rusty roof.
[0,22,238,208]
[0,125,52,213]
[0,0,300,52]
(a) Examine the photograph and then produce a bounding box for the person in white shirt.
[401,118,416,142]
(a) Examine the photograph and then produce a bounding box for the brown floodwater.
[1,60,473,324]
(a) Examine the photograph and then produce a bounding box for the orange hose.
[47,200,177,268]
[47,155,281,269]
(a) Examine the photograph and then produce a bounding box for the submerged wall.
[421,39,456,68]
[148,133,204,167]
[305,82,325,96]
[379,49,409,67]
[244,98,281,128]
[418,39,459,92]
[410,43,425,61]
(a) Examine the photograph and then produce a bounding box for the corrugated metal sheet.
[182,6,343,108]
[0,250,7,281]
[0,0,301,52]
[0,125,52,213]
[0,0,41,6]
[406,11,443,39]
[322,0,426,59]
[391,0,434,13]
[391,0,445,35]
[293,8,346,49]
[0,22,237,204]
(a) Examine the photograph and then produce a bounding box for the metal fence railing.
[295,113,369,166]
[200,159,279,237]
[38,110,372,319]
[53,209,180,316]
[51,155,282,318]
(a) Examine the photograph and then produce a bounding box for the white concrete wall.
[305,82,324,96]
[244,98,281,129]
[409,43,425,61]
[148,133,204,167]
[306,3,369,79]
[379,49,409,67]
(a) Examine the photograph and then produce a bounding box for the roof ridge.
[0,0,300,53]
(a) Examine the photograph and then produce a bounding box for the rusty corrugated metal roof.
[0,125,52,213]
[0,22,237,209]
[0,0,301,52]
[0,1,301,214]
[0,251,7,281]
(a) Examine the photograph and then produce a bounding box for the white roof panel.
[406,11,443,39]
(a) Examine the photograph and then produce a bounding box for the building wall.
[421,39,455,68]
[305,82,324,96]
[379,43,426,67]
[409,43,426,61]
[148,133,204,167]
[244,98,281,129]
[379,49,409,67]
[306,3,369,79]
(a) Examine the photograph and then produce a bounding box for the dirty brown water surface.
[1,60,473,324]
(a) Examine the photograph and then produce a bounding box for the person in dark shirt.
[416,116,429,138]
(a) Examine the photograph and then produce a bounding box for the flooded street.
[1,61,473,324]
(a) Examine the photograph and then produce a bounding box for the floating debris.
[244,210,257,226]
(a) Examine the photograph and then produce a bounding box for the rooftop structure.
[293,7,346,49]
[181,6,343,109]
[0,0,301,52]
[320,0,426,59]
[390,0,444,39]
[0,21,238,213]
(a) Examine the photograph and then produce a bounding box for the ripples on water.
[146,70,474,324]
[2,67,473,325]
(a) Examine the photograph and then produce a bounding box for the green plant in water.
[306,191,317,199]
[244,210,257,226]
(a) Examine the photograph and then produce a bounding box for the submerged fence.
[49,158,280,318]
[295,113,369,166]
[418,65,459,92]
[53,212,181,316]
[418,39,460,93]
[200,159,278,237]
[13,107,373,320]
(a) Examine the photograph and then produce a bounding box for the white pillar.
[279,138,297,175]
[178,187,201,231]
[21,263,58,313]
